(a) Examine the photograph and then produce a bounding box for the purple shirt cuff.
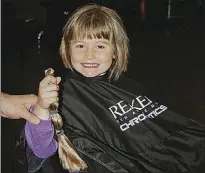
[25,105,58,158]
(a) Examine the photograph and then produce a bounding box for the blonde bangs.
[68,8,114,41]
[72,24,112,41]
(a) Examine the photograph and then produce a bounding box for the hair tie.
[56,129,64,136]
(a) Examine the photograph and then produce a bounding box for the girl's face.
[70,38,114,77]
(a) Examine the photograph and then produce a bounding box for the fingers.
[40,76,58,87]
[39,86,59,99]
[39,97,59,108]
[56,77,61,85]
[37,91,59,109]
[40,84,59,93]
[37,76,61,109]
[39,76,60,98]
[20,107,40,125]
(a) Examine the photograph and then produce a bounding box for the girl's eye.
[76,45,84,48]
[97,45,105,49]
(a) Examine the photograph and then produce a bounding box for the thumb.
[21,107,40,125]
[56,77,61,85]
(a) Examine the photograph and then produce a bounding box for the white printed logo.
[109,96,167,131]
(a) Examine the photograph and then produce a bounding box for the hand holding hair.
[45,68,88,171]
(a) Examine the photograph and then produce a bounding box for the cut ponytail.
[45,68,88,171]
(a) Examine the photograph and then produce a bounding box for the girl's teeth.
[82,64,99,67]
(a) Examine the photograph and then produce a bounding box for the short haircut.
[60,4,129,80]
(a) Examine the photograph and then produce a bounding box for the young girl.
[24,4,205,173]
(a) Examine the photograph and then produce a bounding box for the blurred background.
[2,0,205,172]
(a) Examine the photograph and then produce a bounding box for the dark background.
[2,0,205,172]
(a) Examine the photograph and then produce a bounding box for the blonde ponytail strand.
[45,68,88,171]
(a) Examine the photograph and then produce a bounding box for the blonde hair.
[60,4,129,80]
[45,68,87,171]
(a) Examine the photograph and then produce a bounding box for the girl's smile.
[81,63,100,68]
[70,38,114,77]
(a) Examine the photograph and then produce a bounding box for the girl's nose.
[85,48,95,60]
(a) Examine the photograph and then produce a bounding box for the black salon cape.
[15,70,205,173]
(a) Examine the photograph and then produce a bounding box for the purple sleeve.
[25,106,58,158]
